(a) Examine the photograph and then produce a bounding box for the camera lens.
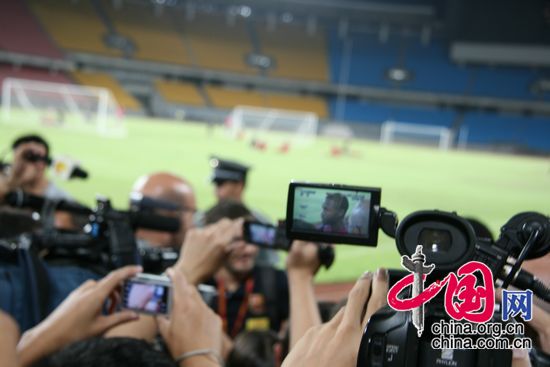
[418,228,451,254]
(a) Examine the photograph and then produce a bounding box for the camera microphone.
[502,265,550,303]
[70,165,88,179]
[50,156,89,180]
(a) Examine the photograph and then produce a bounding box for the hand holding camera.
[17,265,142,367]
[283,269,389,367]
[156,268,223,367]
[176,218,244,285]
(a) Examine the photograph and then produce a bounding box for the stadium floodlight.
[1,78,126,137]
[227,105,318,147]
[380,121,453,150]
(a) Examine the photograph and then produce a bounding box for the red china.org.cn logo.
[386,245,533,351]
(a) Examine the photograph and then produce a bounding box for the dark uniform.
[206,266,289,338]
[208,156,279,267]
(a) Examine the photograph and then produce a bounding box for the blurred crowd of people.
[0,133,548,367]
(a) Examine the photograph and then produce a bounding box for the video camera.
[283,182,549,367]
[3,189,181,274]
[357,210,550,367]
[285,182,397,245]
[243,219,336,269]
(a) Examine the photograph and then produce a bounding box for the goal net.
[1,78,125,137]
[226,105,318,147]
[380,121,453,150]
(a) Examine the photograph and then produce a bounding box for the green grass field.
[1,116,549,283]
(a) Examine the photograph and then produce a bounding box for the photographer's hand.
[176,218,243,285]
[287,240,322,277]
[17,265,142,367]
[282,268,388,367]
[286,240,323,349]
[157,268,222,367]
[0,311,20,367]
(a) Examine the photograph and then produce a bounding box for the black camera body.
[359,303,512,367]
[4,190,181,274]
[358,210,550,367]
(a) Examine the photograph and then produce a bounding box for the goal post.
[1,78,125,137]
[380,121,453,150]
[226,105,318,146]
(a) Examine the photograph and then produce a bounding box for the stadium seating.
[29,0,120,56]
[258,24,329,81]
[155,80,205,106]
[266,93,328,118]
[0,65,72,86]
[463,112,550,152]
[184,15,257,74]
[205,85,328,117]
[329,98,455,126]
[0,1,64,59]
[71,71,141,111]
[329,32,544,101]
[102,1,191,65]
[205,85,266,109]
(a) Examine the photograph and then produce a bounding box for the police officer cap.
[210,156,249,183]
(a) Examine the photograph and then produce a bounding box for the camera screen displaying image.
[243,221,290,250]
[247,222,277,246]
[122,275,171,315]
[286,182,381,246]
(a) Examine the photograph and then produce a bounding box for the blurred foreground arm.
[0,311,20,367]
[282,268,388,367]
[286,240,323,349]
[157,268,223,367]
[106,218,242,341]
[17,266,142,367]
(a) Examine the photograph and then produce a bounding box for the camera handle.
[376,207,398,238]
[501,228,541,289]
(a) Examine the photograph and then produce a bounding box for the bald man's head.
[131,172,196,248]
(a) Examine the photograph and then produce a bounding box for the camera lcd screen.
[286,182,381,246]
[248,222,277,247]
[123,279,170,314]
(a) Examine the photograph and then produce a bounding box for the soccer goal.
[380,121,453,150]
[1,78,125,137]
[226,105,318,147]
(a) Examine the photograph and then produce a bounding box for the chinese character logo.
[502,290,533,322]
[387,245,495,337]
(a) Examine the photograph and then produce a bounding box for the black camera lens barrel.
[130,212,180,233]
[4,190,92,216]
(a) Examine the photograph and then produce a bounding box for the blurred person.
[106,218,243,348]
[1,134,70,200]
[0,134,75,230]
[317,193,349,234]
[209,157,249,203]
[226,330,283,367]
[131,172,197,249]
[208,156,279,267]
[347,199,370,235]
[44,337,177,367]
[203,200,289,339]
[12,265,223,367]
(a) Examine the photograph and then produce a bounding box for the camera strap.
[217,277,255,338]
